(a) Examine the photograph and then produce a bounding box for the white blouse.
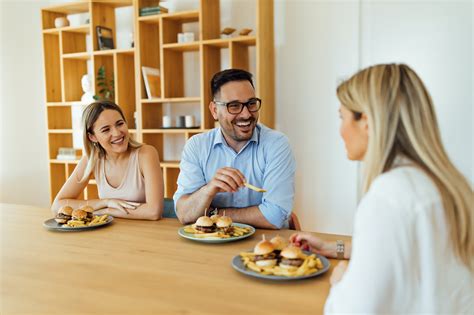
[325,164,473,314]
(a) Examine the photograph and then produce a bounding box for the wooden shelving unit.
[41,0,274,201]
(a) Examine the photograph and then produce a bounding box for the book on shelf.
[139,6,168,16]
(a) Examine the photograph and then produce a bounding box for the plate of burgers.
[178,212,255,243]
[232,235,330,280]
[43,205,113,231]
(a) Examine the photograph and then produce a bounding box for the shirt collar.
[213,124,261,149]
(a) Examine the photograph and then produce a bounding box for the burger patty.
[195,225,216,233]
[280,258,304,267]
[253,252,277,262]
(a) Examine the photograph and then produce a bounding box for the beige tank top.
[94,148,146,203]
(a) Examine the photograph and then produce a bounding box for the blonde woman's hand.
[106,199,140,214]
[330,261,348,285]
[289,232,337,258]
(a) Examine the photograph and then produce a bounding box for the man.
[173,69,295,229]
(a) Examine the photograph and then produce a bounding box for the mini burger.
[279,246,305,270]
[54,205,73,224]
[210,214,221,224]
[71,209,88,222]
[81,205,95,221]
[216,215,233,233]
[194,216,216,233]
[270,235,287,255]
[253,239,277,267]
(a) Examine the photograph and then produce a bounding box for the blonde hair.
[80,101,142,182]
[337,63,473,270]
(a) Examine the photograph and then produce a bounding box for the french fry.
[239,252,256,258]
[98,215,108,223]
[183,226,196,233]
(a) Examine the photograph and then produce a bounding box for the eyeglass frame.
[212,97,262,115]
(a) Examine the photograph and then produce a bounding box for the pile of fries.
[239,251,324,277]
[64,215,109,228]
[183,224,252,238]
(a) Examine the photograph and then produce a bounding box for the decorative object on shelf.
[142,66,161,99]
[176,116,185,128]
[93,65,114,101]
[185,115,196,128]
[54,17,70,28]
[85,18,90,24]
[221,27,236,37]
[96,26,114,50]
[239,28,253,36]
[81,74,95,104]
[139,5,169,16]
[162,115,172,128]
[129,32,134,48]
[177,32,195,43]
[56,147,81,161]
[71,102,87,149]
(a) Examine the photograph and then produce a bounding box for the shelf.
[141,97,201,103]
[93,48,135,56]
[138,15,161,25]
[42,1,89,15]
[50,159,80,164]
[161,10,199,23]
[142,128,202,134]
[232,36,257,46]
[46,102,70,107]
[43,24,90,35]
[48,129,73,134]
[162,42,200,52]
[161,161,180,168]
[62,52,90,60]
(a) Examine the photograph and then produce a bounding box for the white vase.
[54,17,70,28]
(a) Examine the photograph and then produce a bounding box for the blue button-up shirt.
[173,124,296,228]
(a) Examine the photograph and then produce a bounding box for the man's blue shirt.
[173,123,296,228]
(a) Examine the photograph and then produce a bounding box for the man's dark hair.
[210,69,254,98]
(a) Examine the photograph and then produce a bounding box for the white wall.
[0,1,51,207]
[0,0,472,236]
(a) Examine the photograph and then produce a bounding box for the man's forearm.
[218,206,277,229]
[176,186,215,224]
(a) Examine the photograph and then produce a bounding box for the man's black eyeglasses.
[213,98,262,115]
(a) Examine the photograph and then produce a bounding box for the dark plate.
[231,250,330,280]
[43,216,114,231]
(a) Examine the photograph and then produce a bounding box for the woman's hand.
[289,232,337,258]
[330,261,348,285]
[105,199,141,215]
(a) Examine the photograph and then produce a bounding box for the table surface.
[1,203,350,314]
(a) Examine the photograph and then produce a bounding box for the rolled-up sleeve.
[258,135,296,228]
[173,137,206,211]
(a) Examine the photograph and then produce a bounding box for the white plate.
[178,223,255,243]
[231,250,330,280]
[43,216,114,231]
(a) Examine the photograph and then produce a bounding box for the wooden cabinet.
[41,0,274,201]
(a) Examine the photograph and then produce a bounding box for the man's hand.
[205,167,246,196]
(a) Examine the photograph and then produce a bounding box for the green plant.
[93,65,114,101]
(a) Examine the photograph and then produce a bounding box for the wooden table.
[1,203,350,314]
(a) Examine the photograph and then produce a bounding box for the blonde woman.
[51,101,164,220]
[291,64,473,313]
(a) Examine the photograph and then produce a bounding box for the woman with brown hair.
[291,64,473,313]
[51,101,164,220]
